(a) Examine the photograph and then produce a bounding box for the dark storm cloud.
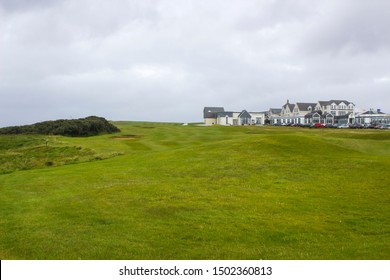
[1,0,389,127]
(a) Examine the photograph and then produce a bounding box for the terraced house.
[271,99,355,125]
[203,100,390,127]
[204,99,356,126]
[271,100,317,125]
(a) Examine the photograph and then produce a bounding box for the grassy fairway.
[0,123,389,259]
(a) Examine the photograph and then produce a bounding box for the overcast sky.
[1,0,390,126]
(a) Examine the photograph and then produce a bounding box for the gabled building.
[203,107,265,126]
[269,99,355,125]
[281,100,295,117]
[203,107,225,125]
[204,99,358,126]
[354,109,390,125]
[266,108,282,124]
[315,100,355,116]
[271,100,297,125]
[293,103,316,116]
[291,103,317,124]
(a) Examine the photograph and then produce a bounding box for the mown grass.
[0,123,389,259]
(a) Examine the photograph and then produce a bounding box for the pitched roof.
[269,108,282,114]
[216,111,234,117]
[329,100,354,106]
[318,101,330,107]
[203,107,224,118]
[238,110,252,118]
[318,100,354,107]
[361,110,386,115]
[305,110,322,118]
[283,102,295,111]
[296,103,317,111]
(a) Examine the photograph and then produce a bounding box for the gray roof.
[269,108,282,114]
[283,102,295,111]
[318,100,354,106]
[296,103,316,111]
[361,110,385,115]
[238,110,252,118]
[305,110,322,118]
[203,107,224,118]
[216,111,234,117]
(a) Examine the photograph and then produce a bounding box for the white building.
[203,107,265,126]
[354,109,390,125]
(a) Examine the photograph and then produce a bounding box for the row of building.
[203,100,390,126]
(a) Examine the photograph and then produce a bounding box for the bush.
[0,116,120,137]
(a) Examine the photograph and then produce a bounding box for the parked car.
[363,123,375,129]
[349,123,363,129]
[324,124,337,128]
[377,124,390,130]
[311,123,325,128]
[337,124,349,129]
[291,123,303,127]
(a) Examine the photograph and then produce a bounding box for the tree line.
[0,116,120,137]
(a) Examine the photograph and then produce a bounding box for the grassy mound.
[0,116,120,137]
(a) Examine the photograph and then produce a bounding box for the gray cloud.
[1,0,390,127]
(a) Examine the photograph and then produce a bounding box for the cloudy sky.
[1,0,390,126]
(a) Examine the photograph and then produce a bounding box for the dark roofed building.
[295,103,317,112]
[203,107,224,118]
[315,100,354,116]
[355,109,390,125]
[281,100,295,116]
[203,107,225,125]
[269,108,282,115]
[238,110,252,125]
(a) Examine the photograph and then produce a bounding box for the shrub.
[0,116,120,137]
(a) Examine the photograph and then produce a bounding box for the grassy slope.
[0,123,389,259]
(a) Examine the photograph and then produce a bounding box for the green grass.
[0,123,389,259]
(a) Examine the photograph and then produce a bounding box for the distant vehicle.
[310,123,325,128]
[349,123,363,129]
[324,124,337,128]
[337,124,349,129]
[363,123,375,129]
[377,124,390,130]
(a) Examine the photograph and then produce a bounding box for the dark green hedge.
[0,116,120,137]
